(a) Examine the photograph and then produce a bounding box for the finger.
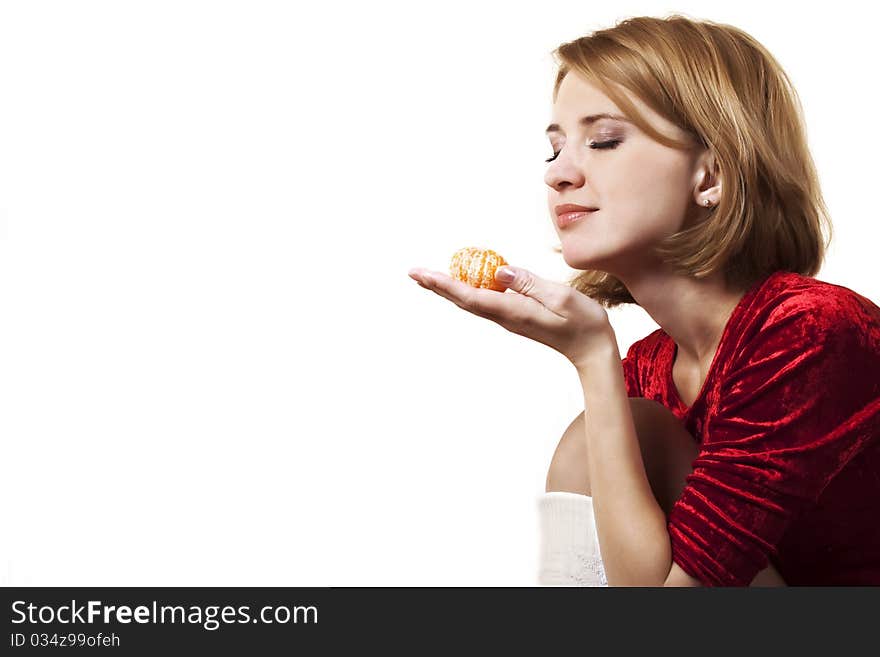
[423,270,564,329]
[408,269,429,289]
[420,271,505,321]
[494,266,573,317]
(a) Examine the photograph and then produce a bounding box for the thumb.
[494,266,547,299]
[495,265,583,320]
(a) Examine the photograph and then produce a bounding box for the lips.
[554,204,598,229]
[555,203,598,216]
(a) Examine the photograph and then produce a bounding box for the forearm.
[576,335,672,586]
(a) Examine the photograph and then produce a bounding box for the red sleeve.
[667,297,880,586]
[621,340,642,398]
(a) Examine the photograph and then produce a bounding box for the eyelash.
[545,139,622,163]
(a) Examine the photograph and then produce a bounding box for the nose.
[544,147,586,192]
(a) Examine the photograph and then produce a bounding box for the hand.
[408,264,614,368]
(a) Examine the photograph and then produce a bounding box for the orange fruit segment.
[449,247,508,291]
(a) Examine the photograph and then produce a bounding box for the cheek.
[609,152,691,220]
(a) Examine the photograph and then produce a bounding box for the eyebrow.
[544,113,631,134]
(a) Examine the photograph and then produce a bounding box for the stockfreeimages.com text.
[11,599,317,631]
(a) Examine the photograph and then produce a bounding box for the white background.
[0,0,877,586]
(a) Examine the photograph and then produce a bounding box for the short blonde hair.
[551,14,832,307]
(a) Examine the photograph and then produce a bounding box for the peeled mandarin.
[449,247,509,291]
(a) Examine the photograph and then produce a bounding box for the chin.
[560,245,609,271]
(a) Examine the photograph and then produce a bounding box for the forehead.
[549,72,678,139]
[554,72,622,115]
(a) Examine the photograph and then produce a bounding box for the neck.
[616,267,747,364]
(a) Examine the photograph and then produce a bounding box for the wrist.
[570,329,620,373]
[571,327,620,374]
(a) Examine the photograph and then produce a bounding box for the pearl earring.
[704,199,712,207]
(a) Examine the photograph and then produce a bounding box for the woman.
[407,14,880,586]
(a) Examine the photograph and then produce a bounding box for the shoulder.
[720,272,880,402]
[736,272,880,354]
[757,271,876,318]
[621,328,668,398]
[623,327,668,361]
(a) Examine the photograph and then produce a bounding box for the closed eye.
[545,139,622,163]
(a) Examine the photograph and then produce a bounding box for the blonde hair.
[550,14,832,307]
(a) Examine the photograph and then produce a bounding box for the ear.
[693,149,722,206]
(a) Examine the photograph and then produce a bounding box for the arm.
[544,395,789,586]
[574,331,677,586]
[580,299,879,586]
[576,336,796,587]
[544,388,707,585]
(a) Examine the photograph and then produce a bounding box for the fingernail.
[495,267,515,283]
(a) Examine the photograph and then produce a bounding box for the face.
[545,72,709,277]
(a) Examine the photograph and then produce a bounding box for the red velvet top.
[621,270,880,586]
